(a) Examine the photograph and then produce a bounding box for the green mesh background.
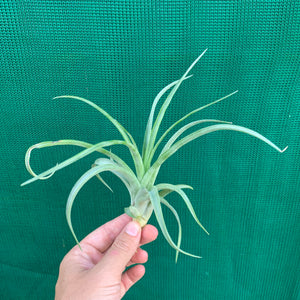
[1,1,299,299]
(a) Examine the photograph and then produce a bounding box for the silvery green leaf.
[158,184,193,198]
[66,159,139,247]
[21,139,136,186]
[149,186,202,259]
[142,75,193,164]
[161,119,232,154]
[156,183,209,235]
[144,49,207,169]
[150,91,238,161]
[160,197,182,263]
[144,124,287,185]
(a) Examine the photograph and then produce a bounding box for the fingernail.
[125,221,140,236]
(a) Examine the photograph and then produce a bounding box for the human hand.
[55,214,158,300]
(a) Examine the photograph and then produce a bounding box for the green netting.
[1,1,299,299]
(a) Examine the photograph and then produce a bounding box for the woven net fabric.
[1,1,299,299]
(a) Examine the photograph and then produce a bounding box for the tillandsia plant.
[22,49,287,262]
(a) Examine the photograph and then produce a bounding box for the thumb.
[96,221,141,277]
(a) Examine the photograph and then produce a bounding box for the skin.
[55,214,158,300]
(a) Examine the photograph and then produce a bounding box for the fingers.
[127,248,148,267]
[94,221,141,279]
[69,216,158,276]
[120,265,145,298]
[79,215,158,254]
[140,224,159,246]
[80,214,131,252]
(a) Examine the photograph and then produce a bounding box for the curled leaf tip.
[53,95,64,100]
[281,146,288,153]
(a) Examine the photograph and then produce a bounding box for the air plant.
[21,49,287,262]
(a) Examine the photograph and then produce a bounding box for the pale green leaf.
[150,91,238,162]
[149,186,202,259]
[144,49,208,169]
[53,96,144,178]
[53,95,135,146]
[66,159,139,247]
[142,75,193,163]
[158,184,193,198]
[144,124,288,185]
[23,139,131,180]
[94,158,140,197]
[156,183,209,235]
[91,163,114,193]
[21,140,136,186]
[160,119,232,155]
[160,197,182,263]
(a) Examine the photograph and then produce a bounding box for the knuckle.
[113,237,131,253]
[102,223,117,245]
[99,283,121,297]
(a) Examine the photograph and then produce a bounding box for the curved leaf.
[94,158,140,196]
[160,119,232,155]
[149,186,202,259]
[24,139,131,180]
[91,163,114,193]
[53,95,136,146]
[160,197,182,263]
[21,139,136,186]
[53,96,144,178]
[158,184,193,198]
[150,91,238,162]
[156,183,209,235]
[142,75,193,163]
[66,159,139,247]
[144,49,208,169]
[143,124,288,185]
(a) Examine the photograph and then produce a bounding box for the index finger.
[80,214,132,252]
[80,214,158,253]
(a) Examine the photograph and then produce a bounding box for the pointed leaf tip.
[77,243,82,251]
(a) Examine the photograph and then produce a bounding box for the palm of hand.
[55,214,158,300]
